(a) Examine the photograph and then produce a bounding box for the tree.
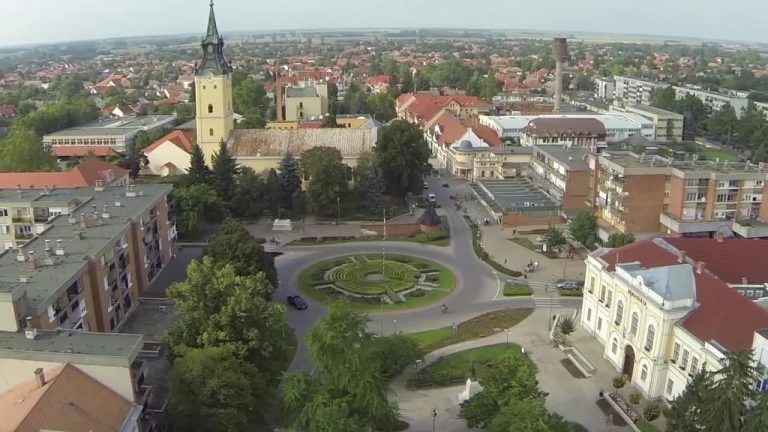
[743,389,768,432]
[321,113,342,128]
[376,120,431,197]
[544,225,567,253]
[167,257,291,373]
[569,210,597,249]
[366,93,396,122]
[211,140,238,204]
[233,77,267,118]
[701,351,756,432]
[169,345,271,432]
[171,184,226,234]
[265,168,280,215]
[606,232,635,248]
[231,167,266,218]
[488,398,552,432]
[205,218,278,290]
[188,144,211,185]
[277,153,302,210]
[0,129,59,172]
[707,104,739,145]
[557,317,576,343]
[302,147,349,217]
[353,152,385,216]
[651,87,677,112]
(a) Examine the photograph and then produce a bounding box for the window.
[630,312,639,338]
[0,224,9,234]
[615,300,624,325]
[586,308,592,322]
[666,379,674,395]
[645,324,655,351]
[672,342,681,363]
[208,104,213,114]
[599,285,606,302]
[606,290,613,308]
[611,338,618,355]
[0,208,7,217]
[299,102,304,109]
[209,128,214,136]
[680,350,690,370]
[690,356,699,375]
[597,317,603,332]
[640,364,648,382]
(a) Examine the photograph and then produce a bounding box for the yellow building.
[266,121,300,130]
[194,2,234,164]
[283,83,328,122]
[619,105,684,142]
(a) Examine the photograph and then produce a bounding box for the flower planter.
[606,392,642,431]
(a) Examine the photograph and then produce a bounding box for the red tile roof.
[299,121,322,129]
[665,238,768,285]
[51,146,119,157]
[462,120,502,146]
[0,159,128,189]
[598,238,768,352]
[367,75,391,85]
[0,105,17,117]
[433,112,467,146]
[143,129,195,154]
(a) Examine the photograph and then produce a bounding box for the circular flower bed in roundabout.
[297,254,456,311]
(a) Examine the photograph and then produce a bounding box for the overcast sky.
[2,0,766,47]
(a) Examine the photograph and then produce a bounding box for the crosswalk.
[533,296,562,309]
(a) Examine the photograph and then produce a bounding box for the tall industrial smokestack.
[553,37,568,113]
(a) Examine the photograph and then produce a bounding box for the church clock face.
[207,45,213,53]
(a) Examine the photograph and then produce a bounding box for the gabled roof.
[52,146,119,158]
[665,238,768,285]
[596,238,768,352]
[0,159,128,189]
[0,364,135,432]
[143,129,196,154]
[463,120,502,146]
[522,117,606,137]
[432,112,467,146]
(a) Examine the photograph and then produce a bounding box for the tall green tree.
[707,104,739,146]
[701,351,756,432]
[366,93,396,122]
[171,184,226,234]
[569,210,597,249]
[167,257,291,373]
[205,218,278,290]
[187,144,211,185]
[353,152,385,216]
[265,168,280,215]
[488,398,552,432]
[544,225,567,253]
[169,345,272,432]
[651,87,678,112]
[211,140,238,204]
[231,167,266,218]
[302,147,349,217]
[744,389,768,432]
[666,369,713,432]
[277,153,302,210]
[375,120,431,197]
[0,129,59,172]
[233,77,267,117]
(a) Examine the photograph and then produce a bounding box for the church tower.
[195,1,234,165]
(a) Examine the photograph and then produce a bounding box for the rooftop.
[230,128,376,158]
[285,87,319,98]
[534,145,590,171]
[44,115,176,139]
[627,105,684,118]
[621,263,696,302]
[477,178,559,212]
[0,159,128,189]
[665,238,768,286]
[596,237,768,352]
[0,184,171,312]
[522,117,606,137]
[0,330,142,365]
[600,151,766,174]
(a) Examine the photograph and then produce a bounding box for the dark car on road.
[442,183,450,188]
[287,295,308,310]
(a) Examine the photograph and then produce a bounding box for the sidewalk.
[393,309,631,432]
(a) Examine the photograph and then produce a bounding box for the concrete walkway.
[393,309,631,432]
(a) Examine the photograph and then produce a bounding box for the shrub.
[559,289,584,297]
[612,374,627,389]
[643,402,662,421]
[408,288,427,298]
[370,334,423,380]
[425,274,440,283]
[503,284,532,296]
[629,392,641,405]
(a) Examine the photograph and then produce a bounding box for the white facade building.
[673,86,750,119]
[481,113,655,143]
[613,76,670,107]
[594,77,616,101]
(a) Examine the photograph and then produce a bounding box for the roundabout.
[298,254,456,310]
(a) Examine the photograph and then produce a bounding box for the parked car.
[442,183,450,188]
[423,182,429,189]
[557,281,584,291]
[287,295,308,310]
[427,193,437,202]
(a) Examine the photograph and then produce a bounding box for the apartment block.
[0,183,175,336]
[621,105,684,142]
[673,86,749,118]
[530,145,591,211]
[589,151,768,240]
[594,77,615,101]
[613,76,670,106]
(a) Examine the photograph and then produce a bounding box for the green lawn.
[410,344,523,387]
[503,283,532,297]
[406,309,534,352]
[510,237,559,259]
[694,145,741,162]
[296,254,456,312]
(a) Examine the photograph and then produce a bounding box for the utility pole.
[432,409,437,432]
[337,196,341,236]
[382,206,387,276]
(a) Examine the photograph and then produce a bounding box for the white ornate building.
[581,237,768,400]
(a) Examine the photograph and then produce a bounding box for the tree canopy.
[277,153,302,211]
[366,93,396,122]
[353,152,385,216]
[568,210,597,249]
[170,184,226,234]
[302,147,349,217]
[211,140,239,204]
[205,218,278,289]
[375,120,431,197]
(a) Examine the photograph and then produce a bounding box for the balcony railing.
[14,232,33,240]
[12,216,31,223]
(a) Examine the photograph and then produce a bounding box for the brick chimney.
[742,277,748,285]
[34,368,46,388]
[697,261,705,274]
[715,231,725,243]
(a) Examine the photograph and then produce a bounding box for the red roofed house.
[0,105,17,118]
[366,75,391,94]
[143,129,196,176]
[582,237,768,400]
[396,93,489,124]
[0,158,129,190]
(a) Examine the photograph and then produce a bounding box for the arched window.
[209,128,214,136]
[630,312,639,338]
[640,364,648,382]
[611,338,618,355]
[645,324,656,351]
[208,104,213,114]
[615,300,624,326]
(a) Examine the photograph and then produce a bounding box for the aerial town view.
[2,0,768,431]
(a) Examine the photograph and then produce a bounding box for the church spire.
[204,1,221,44]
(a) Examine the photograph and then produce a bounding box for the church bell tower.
[195,1,234,165]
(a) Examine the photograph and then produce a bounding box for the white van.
[428,193,437,202]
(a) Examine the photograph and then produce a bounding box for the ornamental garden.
[298,254,456,310]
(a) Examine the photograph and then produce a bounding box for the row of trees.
[167,219,290,431]
[340,82,397,122]
[666,350,768,432]
[460,350,581,431]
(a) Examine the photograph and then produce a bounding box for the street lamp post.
[432,409,437,432]
[336,196,341,236]
[380,297,384,335]
[393,319,398,335]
